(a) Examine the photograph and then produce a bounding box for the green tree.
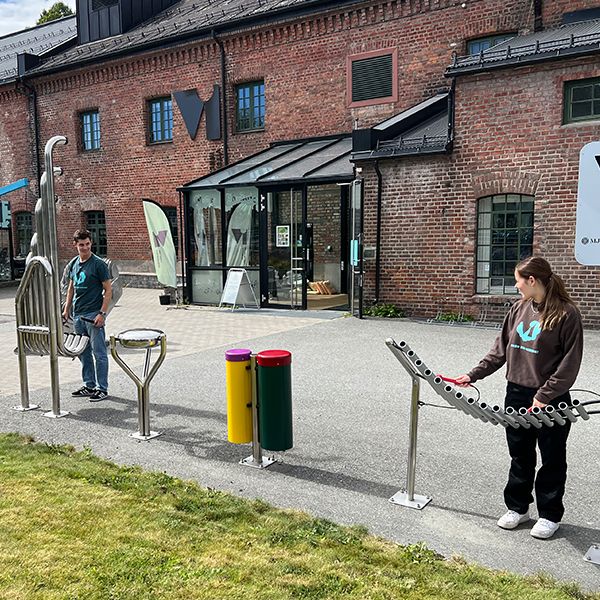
[37,2,74,25]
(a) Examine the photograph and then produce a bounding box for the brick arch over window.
[471,171,541,199]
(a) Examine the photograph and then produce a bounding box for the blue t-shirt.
[70,255,110,316]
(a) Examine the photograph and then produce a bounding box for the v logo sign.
[173,85,221,141]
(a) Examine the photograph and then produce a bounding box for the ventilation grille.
[351,54,393,102]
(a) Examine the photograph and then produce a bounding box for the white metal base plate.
[43,410,69,418]
[584,544,600,565]
[12,404,40,411]
[389,490,432,510]
[130,431,162,441]
[240,455,276,469]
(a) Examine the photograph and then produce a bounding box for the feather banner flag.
[142,200,177,288]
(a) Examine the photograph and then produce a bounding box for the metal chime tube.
[519,407,543,429]
[492,405,518,429]
[505,406,531,429]
[466,397,490,423]
[531,406,554,427]
[571,399,590,421]
[544,405,566,426]
[558,401,578,423]
[478,402,502,426]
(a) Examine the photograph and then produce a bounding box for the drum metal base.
[240,455,276,469]
[130,431,162,441]
[43,410,69,418]
[584,544,600,565]
[12,404,40,411]
[389,490,432,510]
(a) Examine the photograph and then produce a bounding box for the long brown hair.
[516,256,575,330]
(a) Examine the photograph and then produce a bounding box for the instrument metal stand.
[240,355,275,469]
[584,544,600,565]
[110,329,167,441]
[386,339,432,510]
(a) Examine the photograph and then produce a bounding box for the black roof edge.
[445,44,600,77]
[271,132,349,146]
[351,94,448,153]
[26,0,369,80]
[351,141,451,162]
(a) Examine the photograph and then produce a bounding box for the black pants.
[504,382,571,523]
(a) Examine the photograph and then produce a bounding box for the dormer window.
[92,0,118,10]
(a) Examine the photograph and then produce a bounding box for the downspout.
[447,77,456,151]
[211,30,229,166]
[533,0,543,32]
[374,160,383,304]
[18,78,41,193]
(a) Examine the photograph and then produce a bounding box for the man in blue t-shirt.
[62,229,112,401]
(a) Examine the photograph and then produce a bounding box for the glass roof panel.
[306,152,353,179]
[184,144,295,188]
[261,138,352,182]
[225,139,332,185]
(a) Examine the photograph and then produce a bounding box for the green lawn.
[0,433,596,600]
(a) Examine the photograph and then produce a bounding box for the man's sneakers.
[89,390,109,402]
[530,518,560,539]
[72,386,95,397]
[497,510,530,529]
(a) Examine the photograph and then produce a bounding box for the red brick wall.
[0,85,39,253]
[361,54,600,326]
[25,0,539,268]
[542,1,600,27]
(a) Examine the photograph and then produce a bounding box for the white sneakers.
[497,511,560,539]
[497,510,530,529]
[530,518,560,539]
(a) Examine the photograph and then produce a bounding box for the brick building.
[1,0,599,322]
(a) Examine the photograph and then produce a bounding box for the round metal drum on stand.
[110,328,166,441]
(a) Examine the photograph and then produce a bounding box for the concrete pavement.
[0,285,599,591]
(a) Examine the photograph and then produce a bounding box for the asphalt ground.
[0,286,599,591]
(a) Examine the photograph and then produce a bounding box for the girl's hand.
[532,398,547,409]
[453,374,471,387]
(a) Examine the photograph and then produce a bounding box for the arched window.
[476,194,534,294]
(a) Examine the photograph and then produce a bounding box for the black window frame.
[163,206,179,257]
[564,77,600,124]
[80,109,101,151]
[235,81,265,133]
[15,211,33,257]
[476,194,534,295]
[467,33,516,55]
[85,210,108,258]
[148,96,174,144]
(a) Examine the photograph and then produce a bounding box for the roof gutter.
[211,29,229,166]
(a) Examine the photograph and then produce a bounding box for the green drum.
[257,350,293,451]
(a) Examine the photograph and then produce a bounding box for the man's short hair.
[73,229,92,242]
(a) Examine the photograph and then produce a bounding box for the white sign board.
[219,268,259,309]
[575,141,600,266]
[276,225,290,247]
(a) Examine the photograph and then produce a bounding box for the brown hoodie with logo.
[467,300,583,404]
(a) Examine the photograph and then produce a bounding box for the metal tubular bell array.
[386,336,599,566]
[386,338,592,428]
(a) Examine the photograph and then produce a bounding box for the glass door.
[260,188,306,309]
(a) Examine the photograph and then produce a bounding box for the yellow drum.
[225,349,253,443]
